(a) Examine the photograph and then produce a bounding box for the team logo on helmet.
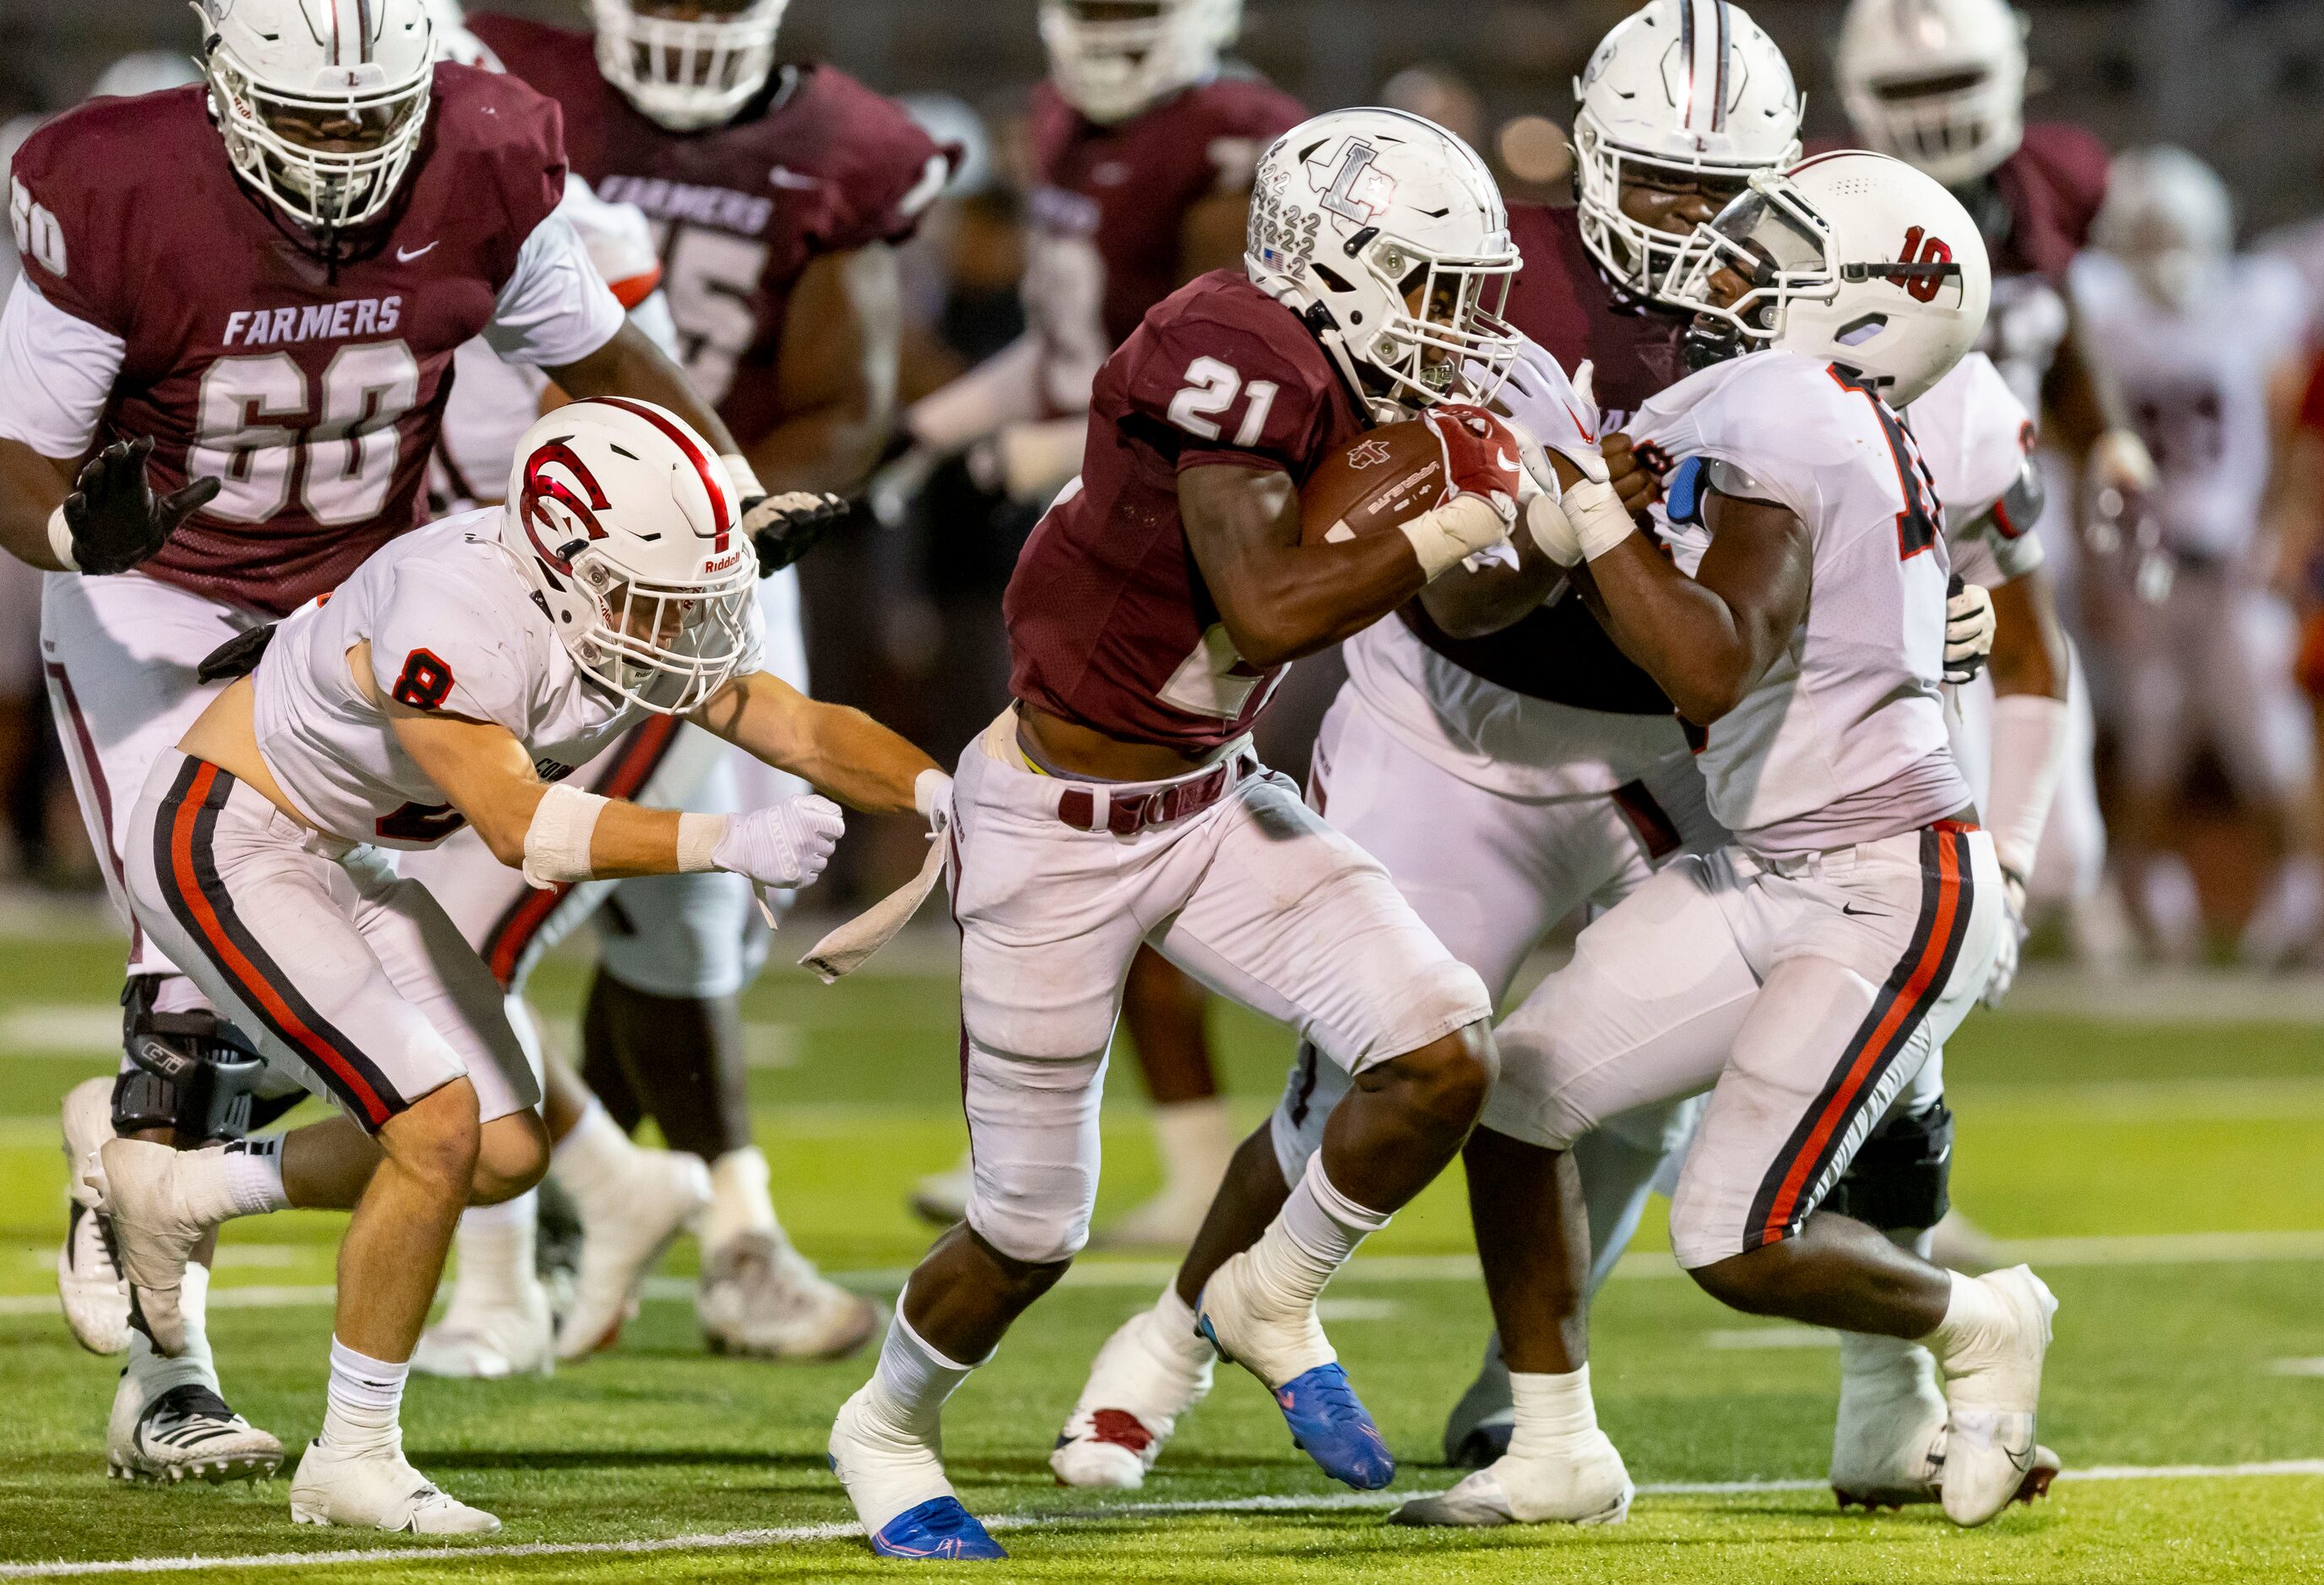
[1306,141,1398,230]
[520,439,613,575]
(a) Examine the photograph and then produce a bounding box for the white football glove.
[1945,578,1996,684]
[712,794,846,890]
[1982,871,2029,1009]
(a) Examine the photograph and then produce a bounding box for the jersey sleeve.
[482,205,626,367]
[368,561,534,733]
[2249,257,2313,360]
[559,173,664,308]
[447,64,572,289]
[1119,289,1341,474]
[0,276,122,457]
[804,71,952,253]
[1918,353,2034,524]
[1203,80,1307,194]
[7,109,136,339]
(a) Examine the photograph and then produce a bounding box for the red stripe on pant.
[168,761,394,1128]
[1752,830,1965,1247]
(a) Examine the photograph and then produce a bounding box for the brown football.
[1299,419,1446,546]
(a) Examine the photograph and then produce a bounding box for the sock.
[1508,1364,1602,1461]
[126,1261,217,1401]
[869,1298,978,1436]
[703,1145,781,1254]
[1918,1269,2007,1369]
[222,1138,291,1217]
[321,1337,409,1456]
[1151,1098,1237,1204]
[1146,1284,1216,1372]
[447,1190,539,1310]
[550,1099,643,1225]
[1249,1153,1394,1312]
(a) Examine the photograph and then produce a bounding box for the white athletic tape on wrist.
[522,782,609,888]
[720,452,765,504]
[1563,477,1637,561]
[1985,693,2071,881]
[675,811,728,874]
[46,505,76,572]
[1400,492,1510,581]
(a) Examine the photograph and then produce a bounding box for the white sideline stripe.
[6,1463,2324,1578]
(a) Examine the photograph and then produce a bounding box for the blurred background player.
[890,0,1305,1249]
[416,0,951,1366]
[2073,148,2321,966]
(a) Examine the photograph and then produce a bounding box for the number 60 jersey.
[0,68,621,616]
[1631,349,1972,854]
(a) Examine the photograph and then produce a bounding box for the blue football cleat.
[1272,1363,1396,1490]
[869,1496,1008,1561]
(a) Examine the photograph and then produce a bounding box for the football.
[1299,419,1447,545]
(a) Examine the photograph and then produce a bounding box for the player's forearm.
[696,676,936,814]
[745,401,893,498]
[1988,571,2069,701]
[0,438,76,572]
[1223,536,1428,668]
[1579,538,1760,725]
[547,321,744,460]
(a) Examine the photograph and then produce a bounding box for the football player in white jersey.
[79,398,942,1533]
[2074,148,2320,965]
[1393,153,2056,1534]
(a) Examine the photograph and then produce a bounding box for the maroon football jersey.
[1006,271,1363,750]
[469,14,945,448]
[1399,203,1677,716]
[9,69,566,617]
[1987,122,2110,282]
[1025,74,1306,362]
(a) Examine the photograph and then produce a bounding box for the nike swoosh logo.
[396,241,439,262]
[1840,904,1880,917]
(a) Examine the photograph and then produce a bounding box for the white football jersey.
[252,509,762,847]
[1633,351,1969,854]
[2070,252,2310,560]
[1906,351,2045,591]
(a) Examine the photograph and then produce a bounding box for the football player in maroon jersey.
[825,107,1557,1560]
[0,0,821,1507]
[896,0,1307,1252]
[462,0,952,1358]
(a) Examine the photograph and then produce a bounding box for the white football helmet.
[501,398,759,716]
[1040,0,1240,124]
[2093,146,2233,312]
[1572,0,1804,303]
[593,0,786,132]
[192,0,436,234]
[1668,150,1992,408]
[1246,108,1521,417]
[1836,0,2028,188]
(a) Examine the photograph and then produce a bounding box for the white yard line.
[5,1463,2323,1579]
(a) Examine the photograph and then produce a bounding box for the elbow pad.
[522,782,609,889]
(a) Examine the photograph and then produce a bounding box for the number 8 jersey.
[0,68,622,615]
[1630,349,1972,854]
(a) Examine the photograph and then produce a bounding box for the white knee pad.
[596,869,756,999]
[1268,1042,1352,1187]
[962,1042,1109,1267]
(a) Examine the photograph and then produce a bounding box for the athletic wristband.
[46,506,77,572]
[914,768,953,828]
[1563,478,1638,561]
[1985,693,2071,882]
[1399,493,1510,581]
[720,452,765,504]
[522,782,609,888]
[675,811,728,874]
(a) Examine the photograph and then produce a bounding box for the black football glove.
[61,437,218,576]
[743,490,850,576]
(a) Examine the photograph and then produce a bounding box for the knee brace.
[114,975,274,1142]
[1823,1101,1953,1233]
[961,1042,1107,1267]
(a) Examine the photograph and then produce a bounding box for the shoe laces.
[146,1384,241,1433]
[1284,1368,1367,1426]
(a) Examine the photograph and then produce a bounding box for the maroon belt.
[1055,754,1257,836]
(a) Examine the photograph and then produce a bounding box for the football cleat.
[908,1160,971,1228]
[1390,1436,1633,1528]
[698,1231,879,1361]
[59,1077,131,1355]
[289,1440,500,1534]
[869,1496,1008,1561]
[1197,1246,1393,1489]
[1930,1265,2059,1527]
[1441,1334,1514,1469]
[1051,1306,1215,1489]
[84,1139,223,1356]
[108,1377,283,1484]
[553,1147,710,1361]
[831,1383,978,1557]
[412,1278,555,1381]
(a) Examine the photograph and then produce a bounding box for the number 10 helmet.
[1246,108,1523,419]
[501,399,760,715]
[1667,150,1992,408]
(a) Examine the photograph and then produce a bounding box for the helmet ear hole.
[1310,262,1356,295]
[1834,314,1888,347]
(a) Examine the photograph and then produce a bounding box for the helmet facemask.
[567,550,757,714]
[1850,64,2022,187]
[592,0,786,132]
[1349,239,1521,408]
[1040,0,1232,124]
[1573,111,1776,306]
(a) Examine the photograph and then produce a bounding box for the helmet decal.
[1308,141,1397,230]
[519,440,612,575]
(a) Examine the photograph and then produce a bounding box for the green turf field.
[2,928,2321,1582]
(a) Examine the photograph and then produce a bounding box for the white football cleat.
[1051,1306,1214,1489]
[698,1231,879,1361]
[108,1375,283,1484]
[289,1440,500,1534]
[1834,1331,2061,1512]
[85,1139,224,1356]
[1390,1436,1633,1528]
[1931,1265,2059,1527]
[908,1160,970,1228]
[58,1077,131,1355]
[553,1148,710,1361]
[413,1278,555,1381]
